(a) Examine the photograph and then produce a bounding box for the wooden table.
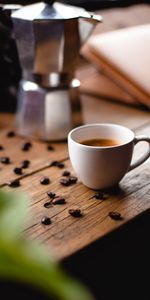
[1,4,150,300]
[0,96,150,257]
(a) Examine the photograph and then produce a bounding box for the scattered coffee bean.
[47,144,54,151]
[60,178,71,186]
[60,175,78,186]
[21,160,30,169]
[25,141,32,147]
[8,179,20,187]
[44,202,52,208]
[108,211,122,220]
[40,177,50,185]
[56,162,65,168]
[52,197,66,205]
[93,192,108,200]
[62,170,71,177]
[47,191,56,198]
[50,161,65,168]
[50,161,59,166]
[68,208,82,218]
[7,130,15,137]
[41,216,51,225]
[69,176,78,184]
[13,167,23,175]
[0,157,11,164]
[0,145,4,150]
[22,142,32,151]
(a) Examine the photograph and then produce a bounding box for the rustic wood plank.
[0,115,68,186]
[1,100,150,186]
[2,123,150,261]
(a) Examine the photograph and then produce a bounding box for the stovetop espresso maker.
[11,1,102,141]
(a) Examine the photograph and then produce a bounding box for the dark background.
[63,211,150,300]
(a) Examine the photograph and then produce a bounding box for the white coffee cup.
[68,123,150,190]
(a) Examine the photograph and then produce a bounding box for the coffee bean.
[0,145,4,150]
[52,197,66,205]
[0,157,11,164]
[13,167,23,175]
[7,131,15,137]
[93,192,108,200]
[47,145,54,151]
[47,191,56,198]
[62,170,70,177]
[60,175,78,186]
[60,178,71,186]
[50,161,59,166]
[44,202,52,208]
[56,162,65,169]
[69,176,78,184]
[40,177,50,185]
[8,179,20,187]
[50,161,65,168]
[41,216,51,225]
[21,160,30,169]
[22,142,32,151]
[68,208,82,217]
[25,141,32,147]
[108,211,122,220]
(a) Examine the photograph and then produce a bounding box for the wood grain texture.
[1,121,150,260]
[0,119,68,186]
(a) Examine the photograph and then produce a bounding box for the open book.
[81,23,150,108]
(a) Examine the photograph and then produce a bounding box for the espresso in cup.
[68,123,150,190]
[79,138,123,147]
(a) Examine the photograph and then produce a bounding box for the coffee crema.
[79,138,123,147]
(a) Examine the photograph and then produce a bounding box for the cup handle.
[128,135,150,172]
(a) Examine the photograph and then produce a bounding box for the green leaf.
[0,190,95,300]
[0,190,29,241]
